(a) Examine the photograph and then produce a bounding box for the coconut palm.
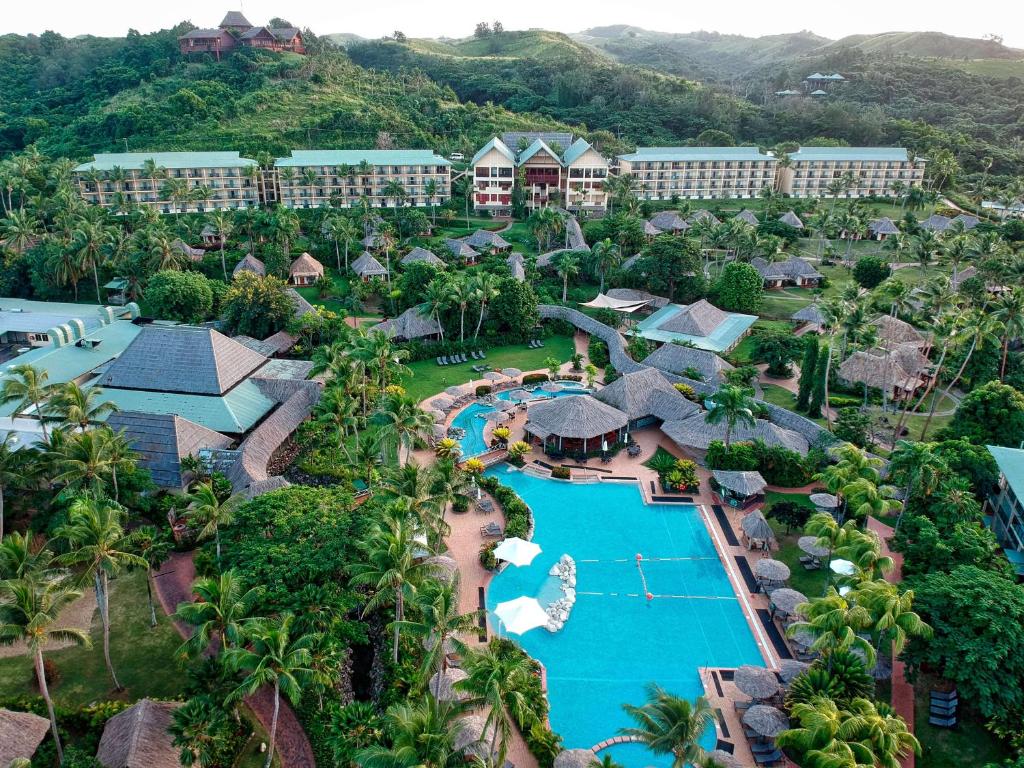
[127,525,173,628]
[777,696,873,767]
[381,461,444,535]
[56,496,145,691]
[350,511,434,663]
[225,614,317,768]
[49,382,118,431]
[620,685,713,768]
[448,278,473,343]
[837,529,894,581]
[48,428,116,495]
[705,385,755,448]
[0,435,35,541]
[324,214,358,271]
[1,363,53,442]
[422,279,450,344]
[376,392,434,465]
[354,696,463,768]
[72,218,114,303]
[100,427,137,503]
[590,238,621,293]
[365,330,411,391]
[207,210,234,280]
[0,531,52,580]
[459,643,539,765]
[887,441,948,530]
[0,576,91,764]
[787,588,875,668]
[0,209,41,253]
[187,482,244,570]
[169,694,236,768]
[842,478,899,523]
[316,387,360,462]
[398,578,477,695]
[851,579,931,656]
[175,570,264,658]
[469,272,499,340]
[555,253,580,303]
[993,287,1024,381]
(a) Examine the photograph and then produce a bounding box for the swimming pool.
[484,469,763,766]
[450,385,590,458]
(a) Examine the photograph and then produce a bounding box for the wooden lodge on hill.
[178,11,305,59]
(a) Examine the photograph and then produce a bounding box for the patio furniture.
[437,357,445,366]
[477,350,486,358]
[477,499,496,514]
[929,714,957,728]
[480,522,503,537]
[753,749,784,765]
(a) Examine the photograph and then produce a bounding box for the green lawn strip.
[234,707,283,768]
[764,494,829,598]
[914,674,1009,768]
[0,570,185,707]
[760,292,812,319]
[399,335,576,402]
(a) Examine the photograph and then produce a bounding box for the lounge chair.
[460,353,469,363]
[436,357,443,366]
[928,715,957,728]
[478,350,486,359]
[931,689,958,702]
[753,749,783,765]
[480,522,503,537]
[477,499,496,514]
[930,704,957,717]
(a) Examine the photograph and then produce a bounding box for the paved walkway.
[153,552,317,768]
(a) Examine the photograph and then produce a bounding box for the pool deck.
[418,332,802,767]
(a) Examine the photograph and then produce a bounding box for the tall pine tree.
[795,334,819,411]
[807,342,830,418]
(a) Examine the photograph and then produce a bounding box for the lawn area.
[294,267,360,316]
[765,492,829,598]
[0,570,185,707]
[759,290,813,320]
[236,708,283,768]
[914,674,1009,768]
[400,334,577,402]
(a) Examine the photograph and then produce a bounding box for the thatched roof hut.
[779,210,805,229]
[401,246,446,267]
[525,395,628,442]
[428,667,469,702]
[735,209,760,226]
[838,344,929,393]
[96,699,184,768]
[371,306,441,341]
[713,470,767,499]
[593,367,699,423]
[649,211,689,232]
[0,708,50,765]
[869,217,900,236]
[660,299,727,337]
[454,714,496,759]
[872,315,926,346]
[642,344,734,384]
[554,749,598,768]
[289,252,324,282]
[351,251,389,279]
[791,304,826,326]
[661,413,810,455]
[233,253,265,278]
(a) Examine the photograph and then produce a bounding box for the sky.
[3,0,1024,47]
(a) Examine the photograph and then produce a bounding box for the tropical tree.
[0,435,33,541]
[130,525,173,628]
[555,253,580,303]
[48,428,116,496]
[207,210,234,280]
[422,279,449,344]
[887,441,948,530]
[325,214,358,271]
[851,579,931,657]
[1,363,53,442]
[225,614,317,768]
[73,218,114,303]
[175,570,264,658]
[316,387,361,462]
[49,382,118,431]
[187,482,244,570]
[449,278,473,342]
[56,496,146,691]
[377,393,434,465]
[705,385,755,447]
[469,272,500,339]
[787,588,875,668]
[0,576,91,764]
[398,578,477,695]
[170,695,237,768]
[350,511,434,663]
[354,696,463,768]
[590,238,621,293]
[620,685,713,768]
[993,288,1024,380]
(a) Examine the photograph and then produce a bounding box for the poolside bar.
[523,394,628,456]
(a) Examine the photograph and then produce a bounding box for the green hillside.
[815,31,1024,59]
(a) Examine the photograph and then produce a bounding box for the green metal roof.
[989,446,1024,508]
[0,320,142,416]
[275,149,450,168]
[791,147,911,162]
[561,138,596,166]
[74,152,257,172]
[98,379,275,433]
[518,138,562,166]
[471,137,516,167]
[628,303,758,352]
[618,147,774,163]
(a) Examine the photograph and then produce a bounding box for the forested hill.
[0,27,578,160]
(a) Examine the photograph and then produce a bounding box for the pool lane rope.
[636,553,654,600]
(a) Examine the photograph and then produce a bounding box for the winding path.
[153,552,317,768]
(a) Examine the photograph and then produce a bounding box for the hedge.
[705,439,820,487]
[479,474,532,538]
[522,373,549,385]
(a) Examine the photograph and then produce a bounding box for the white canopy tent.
[579,293,650,313]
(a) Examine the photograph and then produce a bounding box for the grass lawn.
[914,674,1009,768]
[294,267,360,316]
[236,707,283,768]
[759,383,826,430]
[765,492,828,598]
[0,571,185,707]
[400,334,577,402]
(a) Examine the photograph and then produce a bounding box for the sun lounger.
[928,715,957,728]
[480,522,503,537]
[460,353,469,363]
[477,500,496,514]
[751,742,777,754]
[478,350,486,358]
[930,689,958,702]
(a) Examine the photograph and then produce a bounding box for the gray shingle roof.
[792,304,826,325]
[233,254,265,277]
[605,288,670,309]
[107,411,232,488]
[286,288,316,318]
[220,10,252,27]
[713,469,767,496]
[658,299,728,337]
[233,335,280,357]
[641,344,734,383]
[735,209,760,226]
[371,306,442,340]
[401,247,445,267]
[0,708,50,765]
[464,230,512,250]
[525,394,628,440]
[779,210,805,229]
[445,239,479,260]
[97,325,267,396]
[920,214,953,232]
[751,257,822,281]
[594,367,699,421]
[952,213,980,230]
[661,412,810,455]
[97,699,185,768]
[508,252,526,282]
[869,217,900,235]
[351,251,389,277]
[688,209,721,226]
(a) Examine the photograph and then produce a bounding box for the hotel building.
[780,147,925,198]
[616,147,778,200]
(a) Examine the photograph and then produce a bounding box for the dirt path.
[153,552,317,768]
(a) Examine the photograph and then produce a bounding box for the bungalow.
[445,238,480,265]
[641,344,734,384]
[751,256,822,289]
[233,253,265,277]
[648,211,689,234]
[712,469,767,509]
[593,367,700,429]
[869,217,900,240]
[838,343,932,401]
[951,265,1008,295]
[792,303,827,329]
[661,412,809,458]
[172,238,204,262]
[689,209,720,227]
[524,394,628,456]
[871,315,927,347]
[952,213,980,231]
[919,214,953,233]
[371,306,442,342]
[0,708,50,766]
[351,251,389,282]
[200,223,224,246]
[779,210,805,229]
[288,252,324,286]
[96,699,185,768]
[629,299,757,353]
[464,229,512,252]
[401,247,445,268]
[734,209,760,226]
[643,220,663,238]
[508,252,526,282]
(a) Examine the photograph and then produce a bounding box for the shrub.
[452,495,470,514]
[766,500,812,533]
[551,466,571,480]
[833,407,872,448]
[588,337,610,368]
[145,269,214,323]
[852,256,891,289]
[671,459,699,490]
[673,382,698,401]
[480,542,497,570]
[522,373,548,385]
[706,439,814,487]
[475,385,492,396]
[481,476,533,538]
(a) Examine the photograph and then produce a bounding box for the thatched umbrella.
[432,396,455,410]
[741,510,774,543]
[540,381,564,392]
[428,667,468,702]
[508,389,533,401]
[445,385,468,397]
[423,555,458,585]
[454,714,496,758]
[798,536,830,558]
[428,409,446,423]
[482,411,507,422]
[734,665,781,701]
[705,750,742,768]
[483,371,504,382]
[501,367,523,378]
[493,400,515,412]
[553,749,597,768]
[755,558,791,582]
[778,659,810,684]
[809,492,839,510]
[769,588,807,618]
[789,626,818,652]
[432,425,447,440]
[743,705,789,738]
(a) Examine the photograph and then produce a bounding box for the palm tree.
[705,385,755,448]
[225,614,317,768]
[787,588,875,668]
[47,429,115,495]
[398,578,477,695]
[0,531,52,581]
[590,238,621,293]
[382,179,408,210]
[101,427,137,503]
[424,178,439,223]
[160,177,191,214]
[842,478,899,523]
[993,288,1024,381]
[459,643,539,764]
[207,210,234,280]
[350,511,433,663]
[448,278,473,343]
[316,387,361,463]
[1,363,53,442]
[0,435,33,541]
[354,696,463,768]
[469,272,499,339]
[130,525,173,628]
[49,382,118,432]
[887,441,947,531]
[187,482,244,570]
[377,393,433,466]
[839,529,895,580]
[421,280,450,345]
[555,253,580,303]
[169,695,235,768]
[0,576,91,764]
[56,496,145,691]
[325,214,358,271]
[850,579,931,657]
[0,209,41,253]
[365,330,412,391]
[175,570,264,658]
[620,685,713,768]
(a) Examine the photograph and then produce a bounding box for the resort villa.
[288,252,325,286]
[617,146,778,200]
[471,133,609,215]
[778,147,926,198]
[178,11,305,58]
[985,446,1024,577]
[751,256,823,289]
[73,152,263,214]
[628,299,757,353]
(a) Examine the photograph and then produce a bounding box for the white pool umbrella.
[493,537,542,567]
[494,596,549,635]
[501,367,522,378]
[830,558,855,576]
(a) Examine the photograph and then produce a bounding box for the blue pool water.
[484,469,763,766]
[450,385,590,458]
